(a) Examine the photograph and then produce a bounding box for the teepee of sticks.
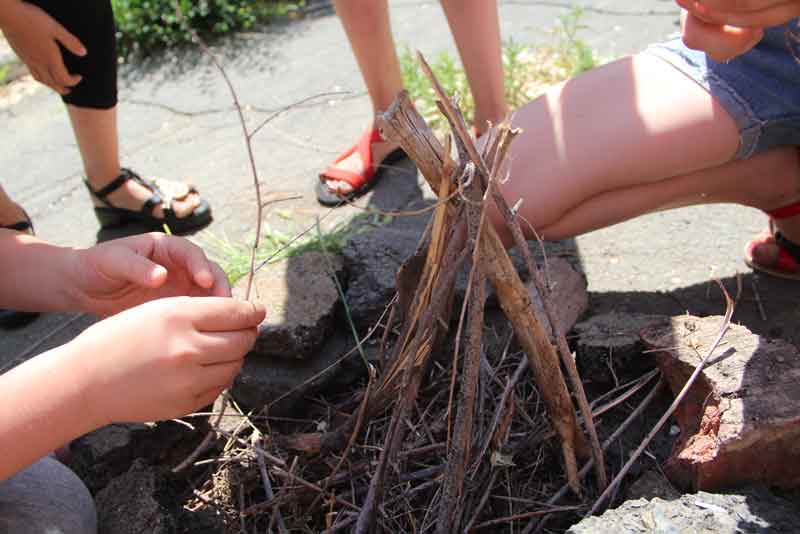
[298,53,608,533]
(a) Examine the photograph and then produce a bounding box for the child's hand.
[69,296,265,425]
[70,233,230,317]
[0,0,86,95]
[687,0,800,28]
[679,7,764,61]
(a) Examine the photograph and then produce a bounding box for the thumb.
[54,23,87,57]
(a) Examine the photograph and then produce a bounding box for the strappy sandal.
[745,201,800,280]
[317,127,407,206]
[86,168,212,235]
[0,209,40,328]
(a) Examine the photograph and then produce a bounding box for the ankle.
[750,148,800,211]
[774,217,800,244]
[85,167,124,190]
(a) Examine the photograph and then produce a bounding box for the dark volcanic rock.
[344,211,587,334]
[233,251,344,360]
[95,459,177,534]
[70,420,208,494]
[343,212,429,331]
[232,330,364,416]
[568,488,800,533]
[573,312,666,387]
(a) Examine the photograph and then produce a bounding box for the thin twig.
[521,373,665,534]
[254,434,288,534]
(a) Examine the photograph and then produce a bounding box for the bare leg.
[0,184,28,228]
[67,105,199,218]
[440,0,507,133]
[538,146,800,240]
[489,53,800,270]
[492,54,739,237]
[324,0,404,192]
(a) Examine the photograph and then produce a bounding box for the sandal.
[86,168,212,235]
[0,209,40,328]
[744,201,800,280]
[317,127,407,206]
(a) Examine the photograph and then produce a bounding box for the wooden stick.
[379,89,583,494]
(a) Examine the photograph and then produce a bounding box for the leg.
[0,185,29,228]
[333,0,403,115]
[440,0,507,133]
[490,54,742,241]
[67,106,200,219]
[538,146,800,240]
[0,456,97,534]
[30,0,206,227]
[322,0,406,195]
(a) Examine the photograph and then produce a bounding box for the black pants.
[27,0,117,109]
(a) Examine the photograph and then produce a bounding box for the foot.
[746,217,800,279]
[322,138,402,195]
[89,170,202,220]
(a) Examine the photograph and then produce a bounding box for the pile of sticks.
[249,55,608,533]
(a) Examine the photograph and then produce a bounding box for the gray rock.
[95,459,177,534]
[568,488,800,533]
[233,251,344,360]
[573,312,666,387]
[232,330,364,416]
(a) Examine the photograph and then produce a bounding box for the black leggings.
[27,0,117,109]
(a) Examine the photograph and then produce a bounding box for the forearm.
[0,342,100,481]
[0,229,82,312]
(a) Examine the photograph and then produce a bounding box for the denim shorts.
[645,19,800,159]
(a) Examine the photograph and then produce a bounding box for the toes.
[749,237,780,266]
[171,192,203,219]
[323,179,353,195]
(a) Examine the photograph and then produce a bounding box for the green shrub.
[112,0,301,57]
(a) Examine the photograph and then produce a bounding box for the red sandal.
[317,127,406,206]
[745,201,800,280]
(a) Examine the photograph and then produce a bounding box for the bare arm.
[0,297,264,481]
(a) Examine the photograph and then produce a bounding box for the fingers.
[209,262,232,297]
[154,234,221,291]
[198,360,245,388]
[194,386,226,411]
[682,11,764,60]
[106,246,169,288]
[194,329,259,365]
[189,297,266,333]
[49,57,82,91]
[30,65,69,96]
[688,0,800,27]
[53,23,87,57]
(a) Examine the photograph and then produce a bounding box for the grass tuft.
[207,213,393,285]
[400,7,599,134]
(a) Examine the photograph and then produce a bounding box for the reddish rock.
[642,315,800,491]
